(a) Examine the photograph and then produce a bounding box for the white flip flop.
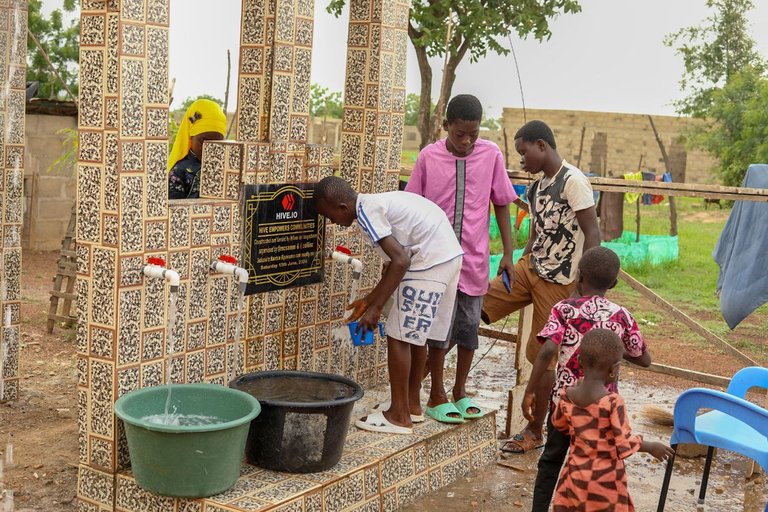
[371,401,425,423]
[355,410,413,435]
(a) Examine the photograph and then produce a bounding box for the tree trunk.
[427,40,470,146]
[409,24,433,150]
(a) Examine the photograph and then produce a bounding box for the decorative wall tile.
[115,475,176,512]
[119,175,144,253]
[146,0,169,26]
[77,465,114,508]
[119,59,145,138]
[117,289,141,365]
[120,23,145,56]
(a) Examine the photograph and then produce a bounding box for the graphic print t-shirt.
[355,192,463,271]
[528,161,595,285]
[538,295,647,406]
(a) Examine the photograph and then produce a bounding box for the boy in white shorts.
[315,176,463,435]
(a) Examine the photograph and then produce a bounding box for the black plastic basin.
[230,370,364,473]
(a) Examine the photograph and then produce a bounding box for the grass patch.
[618,197,725,311]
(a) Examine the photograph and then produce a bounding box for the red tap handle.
[147,257,166,267]
[335,245,351,255]
[218,254,237,265]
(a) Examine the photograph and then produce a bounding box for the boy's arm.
[346,235,409,332]
[621,310,650,367]
[574,206,601,251]
[513,197,529,213]
[522,340,558,421]
[624,349,651,367]
[493,203,515,281]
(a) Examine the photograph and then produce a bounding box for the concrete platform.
[109,389,498,512]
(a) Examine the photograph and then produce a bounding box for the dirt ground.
[3,248,768,511]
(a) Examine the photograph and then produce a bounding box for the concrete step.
[114,390,497,512]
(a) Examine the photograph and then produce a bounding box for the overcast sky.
[46,0,768,118]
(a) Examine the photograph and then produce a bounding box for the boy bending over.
[314,176,463,434]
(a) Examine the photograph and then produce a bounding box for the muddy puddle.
[404,336,768,511]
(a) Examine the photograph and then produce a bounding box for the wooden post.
[576,125,586,169]
[507,304,534,436]
[502,127,510,168]
[619,269,758,366]
[648,115,678,236]
[635,154,643,243]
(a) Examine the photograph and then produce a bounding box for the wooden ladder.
[46,205,77,333]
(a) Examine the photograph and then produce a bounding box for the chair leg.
[657,444,678,512]
[697,446,715,506]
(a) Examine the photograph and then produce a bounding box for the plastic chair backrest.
[727,366,768,399]
[671,388,768,448]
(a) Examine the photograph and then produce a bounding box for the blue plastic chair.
[657,366,768,511]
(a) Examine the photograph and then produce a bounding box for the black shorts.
[427,290,482,350]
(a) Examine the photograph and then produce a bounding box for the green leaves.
[309,84,343,119]
[27,0,80,100]
[666,1,767,186]
[665,0,764,118]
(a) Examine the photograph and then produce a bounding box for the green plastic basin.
[114,383,261,498]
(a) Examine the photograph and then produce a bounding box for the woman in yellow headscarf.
[168,98,227,199]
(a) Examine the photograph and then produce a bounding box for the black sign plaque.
[242,183,325,295]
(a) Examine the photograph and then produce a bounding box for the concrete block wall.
[501,107,718,183]
[0,0,27,402]
[23,113,77,251]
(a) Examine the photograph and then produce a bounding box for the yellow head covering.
[168,98,227,171]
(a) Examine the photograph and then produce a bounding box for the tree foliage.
[693,68,768,186]
[404,93,434,126]
[664,0,764,118]
[666,0,767,185]
[328,0,581,148]
[27,0,79,100]
[309,84,343,119]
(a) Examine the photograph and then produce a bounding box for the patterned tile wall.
[336,0,406,316]
[78,0,410,508]
[0,0,27,402]
[77,0,176,508]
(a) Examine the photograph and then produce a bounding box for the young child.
[523,246,651,511]
[168,98,226,199]
[405,94,522,423]
[551,328,673,511]
[314,176,463,434]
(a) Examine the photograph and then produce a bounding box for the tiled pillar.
[334,0,410,385]
[76,0,171,509]
[235,0,388,386]
[0,0,27,402]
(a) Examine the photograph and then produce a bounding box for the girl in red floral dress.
[551,329,673,511]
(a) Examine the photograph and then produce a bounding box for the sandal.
[425,402,464,424]
[500,429,544,454]
[371,401,425,423]
[355,410,413,435]
[453,397,483,419]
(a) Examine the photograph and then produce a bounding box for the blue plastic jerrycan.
[347,321,385,346]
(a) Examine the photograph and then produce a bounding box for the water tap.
[210,254,249,285]
[331,245,363,281]
[142,257,180,292]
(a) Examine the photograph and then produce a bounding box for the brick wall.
[501,108,718,183]
[23,113,77,251]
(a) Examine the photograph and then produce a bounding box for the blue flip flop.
[453,397,484,419]
[425,402,464,424]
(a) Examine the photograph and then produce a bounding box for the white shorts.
[385,256,462,346]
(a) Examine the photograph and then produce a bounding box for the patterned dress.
[552,389,642,511]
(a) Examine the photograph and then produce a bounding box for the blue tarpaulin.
[713,164,768,329]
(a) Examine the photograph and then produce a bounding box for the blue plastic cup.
[347,321,385,346]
